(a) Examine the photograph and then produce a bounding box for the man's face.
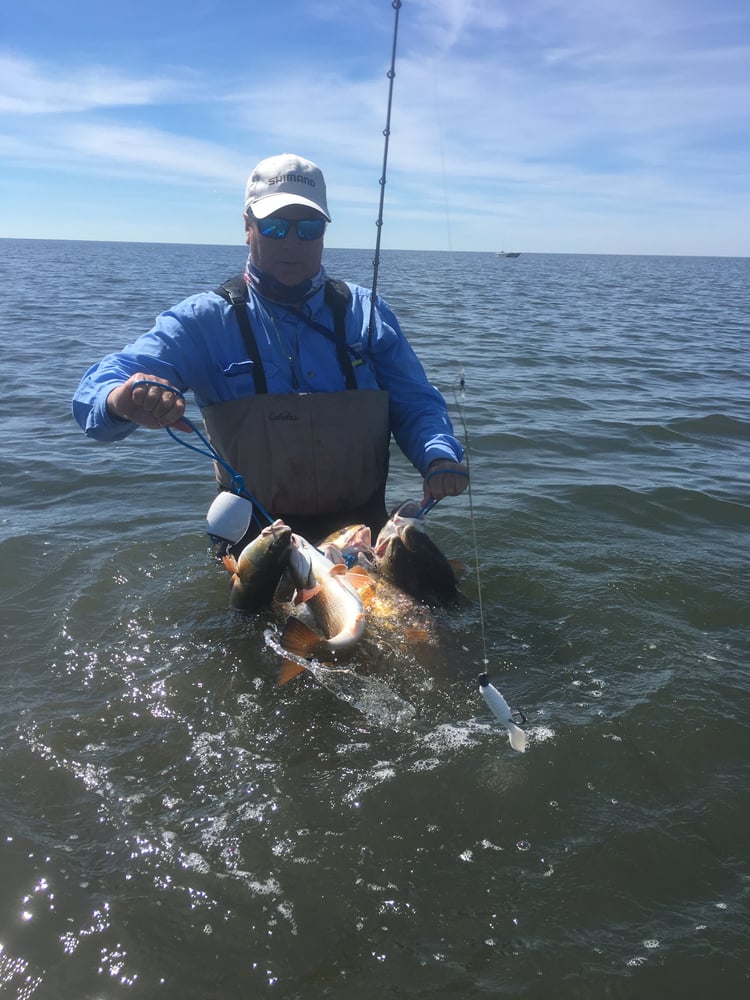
[244,204,326,287]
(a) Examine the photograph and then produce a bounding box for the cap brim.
[248,193,331,222]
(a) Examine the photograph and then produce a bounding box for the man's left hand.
[422,459,469,503]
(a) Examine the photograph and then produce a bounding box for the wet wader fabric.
[231,482,389,555]
[202,390,390,515]
[204,275,390,533]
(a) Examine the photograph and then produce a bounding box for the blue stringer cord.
[131,379,274,527]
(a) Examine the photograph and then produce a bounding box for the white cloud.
[407,0,512,51]
[64,122,245,181]
[0,51,180,114]
[0,0,747,254]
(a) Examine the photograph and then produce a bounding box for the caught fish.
[221,519,292,611]
[318,523,378,572]
[374,509,461,607]
[478,672,527,753]
[313,534,428,647]
[368,575,442,648]
[278,533,367,676]
[319,523,372,551]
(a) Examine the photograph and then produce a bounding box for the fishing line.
[367,0,402,353]
[452,370,527,752]
[426,46,525,749]
[451,368,488,669]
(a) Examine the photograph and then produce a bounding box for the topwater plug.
[478,672,527,753]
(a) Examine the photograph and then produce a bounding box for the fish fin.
[277,659,307,686]
[356,580,377,605]
[221,554,239,575]
[293,582,322,605]
[403,626,432,644]
[448,559,469,576]
[355,611,367,639]
[345,566,376,600]
[347,564,372,583]
[279,617,323,659]
[349,611,366,640]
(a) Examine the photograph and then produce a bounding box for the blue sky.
[1,0,748,254]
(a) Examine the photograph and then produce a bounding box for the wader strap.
[324,279,357,390]
[215,275,268,394]
[214,273,356,393]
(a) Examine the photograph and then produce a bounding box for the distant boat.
[496,251,521,258]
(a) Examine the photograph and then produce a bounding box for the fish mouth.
[346,525,372,549]
[374,516,423,559]
[376,523,459,606]
[262,519,292,539]
[374,536,389,560]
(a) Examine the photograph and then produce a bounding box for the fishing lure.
[478,672,527,753]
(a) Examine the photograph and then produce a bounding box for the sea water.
[1,239,749,998]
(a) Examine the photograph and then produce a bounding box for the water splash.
[263,630,416,727]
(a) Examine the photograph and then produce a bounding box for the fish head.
[377,522,459,606]
[319,523,372,551]
[319,524,375,569]
[373,506,426,559]
[287,534,316,592]
[236,520,292,574]
[229,520,293,610]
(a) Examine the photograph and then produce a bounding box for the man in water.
[72,153,468,547]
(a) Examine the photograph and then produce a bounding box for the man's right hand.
[106,373,192,432]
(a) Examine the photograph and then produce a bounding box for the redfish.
[278,534,368,680]
[221,519,292,611]
[374,511,461,607]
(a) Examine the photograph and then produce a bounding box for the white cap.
[244,153,331,221]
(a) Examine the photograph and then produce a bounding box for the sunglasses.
[254,216,326,241]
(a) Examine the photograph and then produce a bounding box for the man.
[72,153,468,547]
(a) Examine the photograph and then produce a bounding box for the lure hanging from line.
[478,672,527,753]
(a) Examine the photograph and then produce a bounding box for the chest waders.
[202,275,391,543]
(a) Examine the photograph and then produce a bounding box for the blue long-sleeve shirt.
[72,279,463,476]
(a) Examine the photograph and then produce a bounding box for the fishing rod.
[367,0,402,353]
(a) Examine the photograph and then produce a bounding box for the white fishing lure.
[478,672,527,753]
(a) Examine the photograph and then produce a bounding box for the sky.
[1,0,749,255]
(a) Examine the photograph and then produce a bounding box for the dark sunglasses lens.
[296,219,326,241]
[258,218,289,239]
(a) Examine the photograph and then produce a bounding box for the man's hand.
[106,374,192,432]
[422,458,469,504]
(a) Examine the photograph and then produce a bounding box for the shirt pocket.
[219,356,285,393]
[221,361,255,378]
